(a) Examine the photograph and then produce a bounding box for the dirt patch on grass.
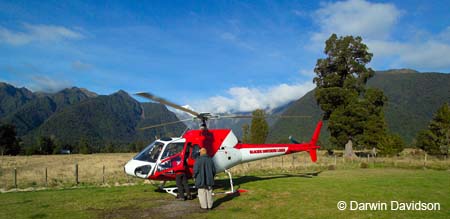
[92,199,205,219]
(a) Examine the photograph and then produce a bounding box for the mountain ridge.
[267,70,450,146]
[0,82,185,149]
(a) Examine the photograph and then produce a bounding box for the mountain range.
[1,69,449,150]
[0,83,185,149]
[267,69,450,146]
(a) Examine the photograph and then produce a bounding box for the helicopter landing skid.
[213,169,238,195]
[160,169,237,196]
[162,186,198,197]
[224,169,235,194]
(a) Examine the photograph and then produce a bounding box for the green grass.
[0,168,449,219]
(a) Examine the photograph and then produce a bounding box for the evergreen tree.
[79,138,92,154]
[104,143,115,153]
[250,109,269,144]
[360,88,388,149]
[314,34,374,120]
[242,123,250,143]
[416,103,450,156]
[0,124,20,155]
[378,134,405,156]
[313,34,389,149]
[37,136,55,155]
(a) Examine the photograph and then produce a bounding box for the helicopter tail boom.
[234,121,323,163]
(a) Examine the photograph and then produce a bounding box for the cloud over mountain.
[195,82,315,113]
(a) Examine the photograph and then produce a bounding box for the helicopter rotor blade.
[135,92,200,117]
[215,115,312,119]
[138,118,195,130]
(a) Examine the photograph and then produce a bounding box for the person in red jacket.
[174,146,192,201]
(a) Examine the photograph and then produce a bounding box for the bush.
[327,165,336,170]
[360,162,369,168]
[378,134,405,156]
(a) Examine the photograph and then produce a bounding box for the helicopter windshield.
[161,143,184,160]
[134,141,164,162]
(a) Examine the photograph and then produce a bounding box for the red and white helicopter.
[124,92,323,195]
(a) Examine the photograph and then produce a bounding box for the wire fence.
[1,151,449,191]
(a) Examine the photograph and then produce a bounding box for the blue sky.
[1,0,449,113]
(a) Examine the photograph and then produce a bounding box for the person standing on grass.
[175,145,192,201]
[194,147,216,210]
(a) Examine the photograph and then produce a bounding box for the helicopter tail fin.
[308,121,323,162]
[309,147,317,162]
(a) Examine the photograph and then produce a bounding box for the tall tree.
[416,103,450,156]
[314,34,386,149]
[37,136,55,155]
[360,88,389,150]
[250,109,269,144]
[314,34,374,120]
[0,124,20,155]
[78,138,92,154]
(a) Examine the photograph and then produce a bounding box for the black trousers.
[176,173,191,198]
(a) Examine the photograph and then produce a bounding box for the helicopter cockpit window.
[161,143,184,160]
[134,141,164,162]
[191,144,200,160]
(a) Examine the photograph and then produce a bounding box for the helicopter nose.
[124,159,155,179]
[124,160,136,176]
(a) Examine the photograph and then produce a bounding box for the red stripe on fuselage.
[235,143,319,154]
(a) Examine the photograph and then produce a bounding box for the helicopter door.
[155,142,185,176]
[186,144,200,168]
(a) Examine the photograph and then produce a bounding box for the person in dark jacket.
[175,158,192,200]
[175,146,192,200]
[194,147,216,209]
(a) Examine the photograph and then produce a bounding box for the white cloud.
[29,75,71,93]
[195,82,315,113]
[438,26,450,43]
[0,23,84,46]
[3,65,71,92]
[313,0,401,42]
[368,39,450,69]
[310,0,450,70]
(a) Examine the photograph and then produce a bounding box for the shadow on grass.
[213,190,241,209]
[214,171,323,190]
[149,171,322,209]
[212,171,322,208]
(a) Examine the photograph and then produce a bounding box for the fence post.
[281,157,284,168]
[13,168,17,189]
[423,154,427,169]
[292,155,295,168]
[45,167,48,187]
[75,163,79,185]
[102,165,105,184]
[334,155,337,166]
[367,154,370,163]
[304,156,307,170]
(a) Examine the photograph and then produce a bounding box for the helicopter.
[124,92,323,196]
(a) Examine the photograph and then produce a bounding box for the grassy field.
[0,153,136,189]
[0,168,448,219]
[1,150,449,190]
